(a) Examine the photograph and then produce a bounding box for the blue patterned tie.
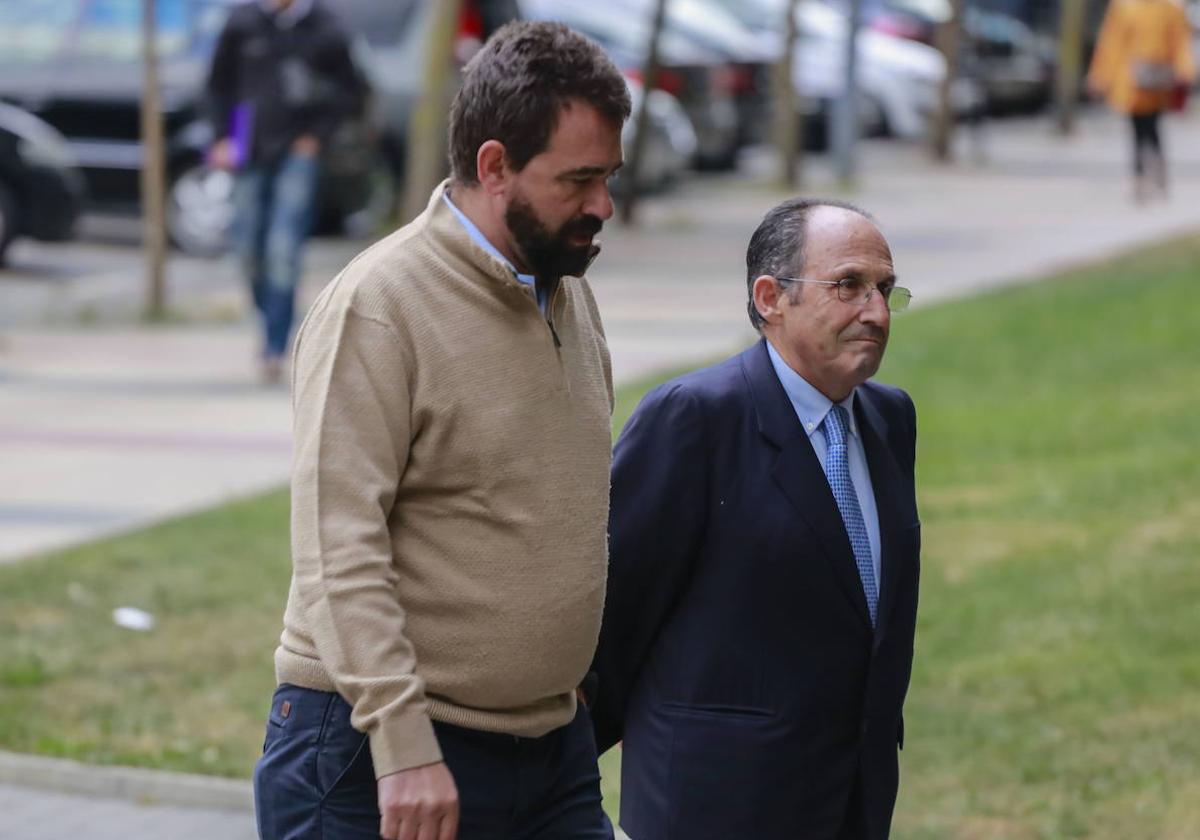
[822,405,878,627]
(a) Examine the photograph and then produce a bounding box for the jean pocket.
[315,695,373,802]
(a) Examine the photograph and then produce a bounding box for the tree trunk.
[401,0,465,222]
[930,0,965,161]
[619,0,669,225]
[774,0,803,188]
[140,0,168,320]
[1055,0,1086,135]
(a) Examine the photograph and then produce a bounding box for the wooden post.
[140,0,168,319]
[619,0,669,225]
[930,0,965,161]
[775,0,803,188]
[401,0,465,223]
[1055,0,1086,135]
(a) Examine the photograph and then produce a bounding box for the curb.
[0,750,253,812]
[0,751,632,836]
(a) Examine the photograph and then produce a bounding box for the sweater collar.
[423,180,545,294]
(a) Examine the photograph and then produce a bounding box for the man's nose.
[861,287,891,323]
[585,180,615,222]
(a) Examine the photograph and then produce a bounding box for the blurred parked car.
[606,0,777,152]
[615,77,698,196]
[681,0,978,145]
[521,0,745,169]
[828,0,1052,114]
[0,102,86,265]
[966,7,1054,112]
[791,2,981,140]
[0,0,517,256]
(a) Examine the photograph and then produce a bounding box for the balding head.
[745,198,877,331]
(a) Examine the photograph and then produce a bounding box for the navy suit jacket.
[591,339,920,840]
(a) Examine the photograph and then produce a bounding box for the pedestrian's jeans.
[231,153,319,360]
[253,683,614,840]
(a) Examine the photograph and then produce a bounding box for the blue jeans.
[253,684,614,840]
[232,153,319,359]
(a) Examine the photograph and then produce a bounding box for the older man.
[591,199,921,840]
[252,21,631,840]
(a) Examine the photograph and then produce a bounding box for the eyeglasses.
[775,276,913,312]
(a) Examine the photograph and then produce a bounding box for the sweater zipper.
[544,280,562,348]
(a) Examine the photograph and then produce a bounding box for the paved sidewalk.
[4,107,1199,565]
[0,784,257,840]
[0,106,1198,834]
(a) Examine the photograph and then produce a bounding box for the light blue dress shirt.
[766,341,882,586]
[442,193,546,314]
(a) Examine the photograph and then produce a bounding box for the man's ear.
[476,140,510,197]
[752,275,786,326]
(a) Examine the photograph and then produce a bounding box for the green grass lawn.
[3,234,1199,837]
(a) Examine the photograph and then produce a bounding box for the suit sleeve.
[904,389,918,474]
[590,382,709,754]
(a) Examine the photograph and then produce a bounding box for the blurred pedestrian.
[589,199,920,840]
[1087,0,1195,202]
[205,0,364,383]
[252,21,630,840]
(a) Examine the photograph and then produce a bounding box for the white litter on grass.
[112,607,156,632]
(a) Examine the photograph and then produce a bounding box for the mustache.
[561,215,603,239]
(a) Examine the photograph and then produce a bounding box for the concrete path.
[4,107,1199,566]
[0,105,1198,833]
[0,784,257,840]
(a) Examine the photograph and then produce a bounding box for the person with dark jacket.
[206,0,364,383]
[590,199,921,840]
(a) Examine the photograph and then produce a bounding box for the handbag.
[1168,81,1190,112]
[1133,60,1176,92]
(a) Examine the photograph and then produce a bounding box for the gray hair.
[744,197,873,331]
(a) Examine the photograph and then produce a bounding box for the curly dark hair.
[448,20,632,185]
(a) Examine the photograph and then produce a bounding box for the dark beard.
[505,196,603,281]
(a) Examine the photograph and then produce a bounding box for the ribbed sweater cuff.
[369,709,444,779]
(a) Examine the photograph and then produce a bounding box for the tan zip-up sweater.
[275,182,614,778]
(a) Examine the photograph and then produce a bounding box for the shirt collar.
[766,340,859,439]
[442,192,537,288]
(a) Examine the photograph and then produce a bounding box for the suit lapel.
[855,389,906,641]
[741,341,873,630]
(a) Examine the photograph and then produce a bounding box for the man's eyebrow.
[558,161,624,179]
[835,267,896,285]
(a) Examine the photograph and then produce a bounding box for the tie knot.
[824,404,850,446]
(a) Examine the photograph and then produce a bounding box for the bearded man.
[252,21,630,840]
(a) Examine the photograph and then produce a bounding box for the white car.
[618,77,699,194]
[717,0,980,139]
[792,1,972,139]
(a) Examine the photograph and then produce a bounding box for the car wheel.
[0,181,17,266]
[167,163,235,257]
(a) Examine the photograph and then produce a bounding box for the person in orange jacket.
[1087,0,1195,201]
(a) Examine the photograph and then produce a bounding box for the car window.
[70,0,227,62]
[0,0,83,65]
[325,0,421,46]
